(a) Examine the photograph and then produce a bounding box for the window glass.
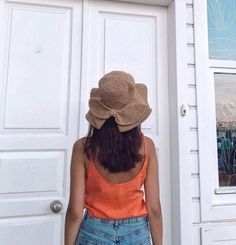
[207,0,236,61]
[215,73,236,186]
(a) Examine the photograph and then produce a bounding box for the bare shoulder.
[144,136,155,147]
[72,137,86,154]
[143,136,156,156]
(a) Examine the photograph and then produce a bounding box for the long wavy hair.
[84,117,144,173]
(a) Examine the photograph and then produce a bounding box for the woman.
[65,71,163,245]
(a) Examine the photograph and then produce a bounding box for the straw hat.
[85,71,152,132]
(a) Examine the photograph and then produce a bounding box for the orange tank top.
[84,135,149,220]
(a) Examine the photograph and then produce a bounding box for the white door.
[79,1,171,245]
[0,0,171,245]
[0,0,82,244]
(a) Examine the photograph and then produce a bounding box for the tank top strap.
[141,133,148,165]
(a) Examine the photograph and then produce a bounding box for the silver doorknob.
[50,200,62,213]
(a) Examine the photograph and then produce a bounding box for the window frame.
[194,0,236,222]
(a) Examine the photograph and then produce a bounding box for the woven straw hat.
[85,71,152,132]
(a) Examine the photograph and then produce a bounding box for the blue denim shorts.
[75,210,152,245]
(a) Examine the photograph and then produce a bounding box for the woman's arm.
[64,139,86,245]
[144,137,163,245]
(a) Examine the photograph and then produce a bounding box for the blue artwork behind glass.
[207,0,236,61]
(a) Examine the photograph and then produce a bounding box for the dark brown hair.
[84,117,144,173]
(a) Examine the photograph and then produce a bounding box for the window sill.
[215,187,236,195]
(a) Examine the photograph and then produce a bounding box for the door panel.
[3,5,69,131]
[0,151,64,194]
[0,216,61,245]
[0,0,82,244]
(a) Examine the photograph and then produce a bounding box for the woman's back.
[83,136,147,184]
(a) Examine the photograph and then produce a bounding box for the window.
[207,0,236,189]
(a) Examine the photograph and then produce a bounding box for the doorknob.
[50,200,62,213]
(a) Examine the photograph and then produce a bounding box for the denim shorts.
[75,210,152,245]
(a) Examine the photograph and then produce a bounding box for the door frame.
[165,1,192,245]
[83,0,192,244]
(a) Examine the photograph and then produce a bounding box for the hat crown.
[99,71,135,109]
[86,70,152,132]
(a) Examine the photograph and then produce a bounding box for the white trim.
[194,0,214,222]
[167,1,193,244]
[209,59,236,69]
[215,187,236,195]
